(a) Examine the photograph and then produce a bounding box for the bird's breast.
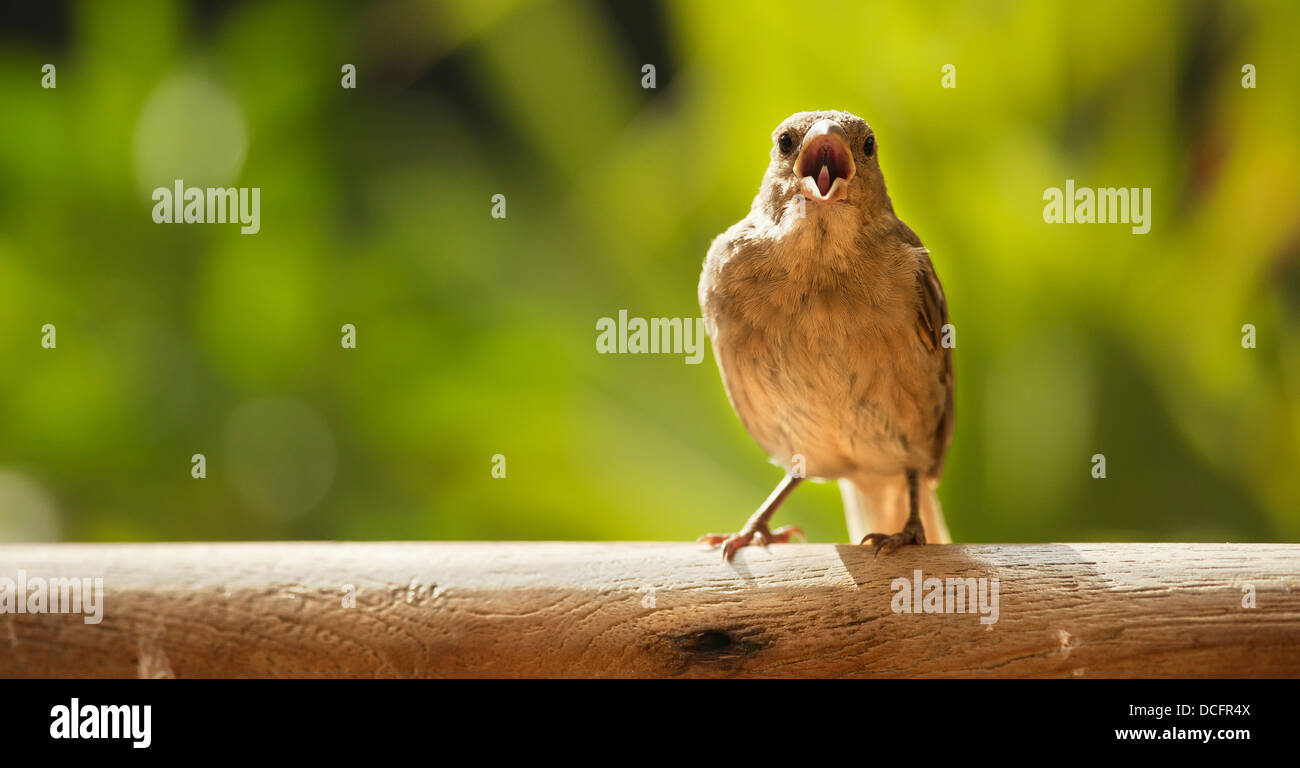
[705,249,943,478]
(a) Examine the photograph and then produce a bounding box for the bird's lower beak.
[794,119,855,201]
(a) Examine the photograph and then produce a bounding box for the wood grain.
[1,542,1297,677]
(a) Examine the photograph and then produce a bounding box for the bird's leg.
[860,469,927,556]
[697,474,805,562]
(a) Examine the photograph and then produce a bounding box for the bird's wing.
[912,247,955,478]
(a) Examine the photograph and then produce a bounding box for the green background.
[1,0,1297,544]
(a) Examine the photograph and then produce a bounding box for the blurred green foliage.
[1,0,1297,544]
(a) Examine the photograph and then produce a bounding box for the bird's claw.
[697,524,805,562]
[859,524,926,557]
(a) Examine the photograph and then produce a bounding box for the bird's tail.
[839,474,951,545]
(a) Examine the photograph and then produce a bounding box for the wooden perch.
[1,542,1297,677]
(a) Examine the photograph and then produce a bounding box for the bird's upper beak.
[794,119,855,202]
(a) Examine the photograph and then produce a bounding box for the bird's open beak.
[794,119,855,202]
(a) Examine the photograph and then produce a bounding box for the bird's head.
[756,110,892,225]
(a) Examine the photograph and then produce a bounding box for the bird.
[696,110,954,562]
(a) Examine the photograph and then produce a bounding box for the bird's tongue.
[816,164,832,196]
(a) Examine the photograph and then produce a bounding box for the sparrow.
[697,110,954,561]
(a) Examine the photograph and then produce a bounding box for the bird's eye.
[863,135,875,157]
[778,133,794,154]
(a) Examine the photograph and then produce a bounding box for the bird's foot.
[697,524,805,563]
[859,521,926,557]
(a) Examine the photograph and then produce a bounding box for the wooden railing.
[1,542,1297,677]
